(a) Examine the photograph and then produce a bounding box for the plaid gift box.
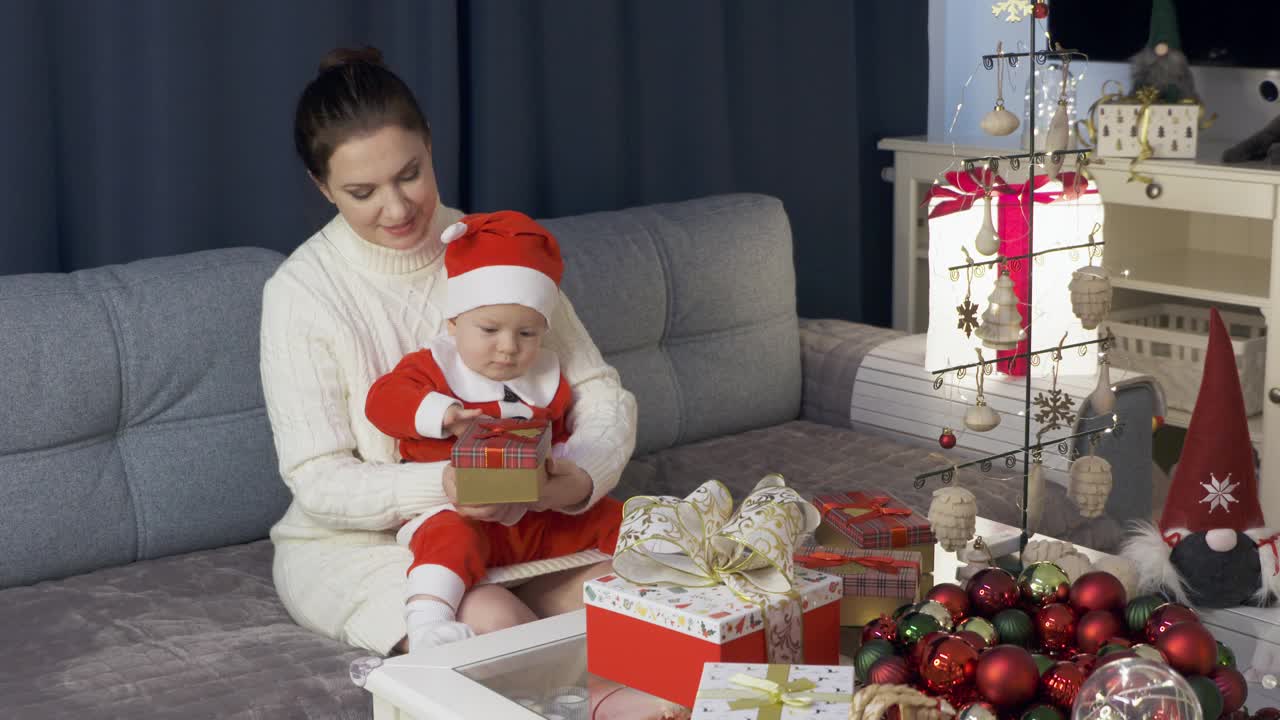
[794,541,922,627]
[450,418,548,504]
[811,491,936,572]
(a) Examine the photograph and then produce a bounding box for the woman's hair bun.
[318,46,387,73]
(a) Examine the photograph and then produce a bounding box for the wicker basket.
[1101,304,1266,415]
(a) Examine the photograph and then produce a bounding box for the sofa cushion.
[0,248,289,589]
[547,194,801,455]
[615,420,1122,553]
[0,540,369,719]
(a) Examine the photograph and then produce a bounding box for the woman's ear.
[309,172,335,205]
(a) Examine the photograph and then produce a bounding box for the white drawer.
[1090,167,1275,220]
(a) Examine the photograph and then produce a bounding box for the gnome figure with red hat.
[1123,309,1278,608]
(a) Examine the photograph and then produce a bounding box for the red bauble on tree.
[1210,667,1248,716]
[1068,572,1127,614]
[927,583,972,624]
[869,655,914,686]
[918,635,980,704]
[940,429,958,449]
[975,645,1040,710]
[1144,603,1199,644]
[1075,610,1125,654]
[1033,2,1049,20]
[967,568,1020,617]
[863,615,899,645]
[1035,604,1078,655]
[1156,621,1218,676]
[1040,661,1085,709]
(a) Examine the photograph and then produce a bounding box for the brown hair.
[293,46,431,182]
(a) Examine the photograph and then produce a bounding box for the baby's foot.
[590,681,691,720]
[405,598,476,652]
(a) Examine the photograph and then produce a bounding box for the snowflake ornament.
[992,0,1035,22]
[957,298,980,337]
[1033,387,1076,433]
[1200,473,1239,514]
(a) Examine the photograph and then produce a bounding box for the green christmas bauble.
[1125,595,1166,635]
[958,616,998,645]
[899,612,943,645]
[1188,674,1224,720]
[992,608,1034,647]
[1097,643,1130,657]
[855,639,897,683]
[1218,641,1237,669]
[1021,704,1065,720]
[916,600,955,631]
[893,602,917,622]
[1031,653,1055,676]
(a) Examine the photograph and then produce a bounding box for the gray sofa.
[0,194,1150,718]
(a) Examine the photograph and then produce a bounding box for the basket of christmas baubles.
[850,563,1264,720]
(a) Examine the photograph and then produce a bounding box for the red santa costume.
[1122,308,1280,608]
[365,211,622,649]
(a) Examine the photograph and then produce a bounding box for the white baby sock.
[405,598,475,652]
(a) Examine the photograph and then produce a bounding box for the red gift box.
[450,419,549,504]
[811,491,935,549]
[583,568,842,708]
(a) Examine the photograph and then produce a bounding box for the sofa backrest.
[545,193,801,456]
[0,248,288,589]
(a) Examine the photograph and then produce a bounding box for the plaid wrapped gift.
[811,491,936,573]
[450,418,549,504]
[794,541,922,627]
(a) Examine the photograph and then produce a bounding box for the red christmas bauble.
[919,636,980,703]
[1040,661,1086,709]
[975,645,1040,709]
[1069,572,1128,614]
[1036,604,1078,654]
[1156,621,1217,676]
[1096,649,1137,668]
[1210,667,1248,715]
[1144,603,1199,644]
[912,631,952,667]
[1033,2,1049,19]
[940,430,958,449]
[863,615,899,645]
[1252,709,1280,720]
[927,583,972,624]
[957,630,991,653]
[1076,610,1125,655]
[967,568,1020,617]
[1072,653,1098,677]
[869,655,914,686]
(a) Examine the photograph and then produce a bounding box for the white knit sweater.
[261,202,638,545]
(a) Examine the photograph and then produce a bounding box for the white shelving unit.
[878,134,1280,520]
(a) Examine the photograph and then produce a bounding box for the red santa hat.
[439,210,563,322]
[1123,307,1277,603]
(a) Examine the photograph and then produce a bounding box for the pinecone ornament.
[1069,454,1113,518]
[928,487,977,552]
[1068,265,1112,330]
[1055,552,1093,582]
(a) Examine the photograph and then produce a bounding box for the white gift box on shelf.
[1092,101,1199,159]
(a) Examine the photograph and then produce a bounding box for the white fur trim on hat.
[446,265,559,322]
[440,221,468,245]
[1246,528,1280,605]
[1120,520,1191,605]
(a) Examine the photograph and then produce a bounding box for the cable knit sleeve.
[259,271,448,531]
[544,292,638,513]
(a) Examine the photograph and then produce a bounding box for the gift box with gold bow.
[1086,82,1204,162]
[794,541,924,627]
[811,491,936,573]
[584,475,842,708]
[450,418,548,504]
[691,663,854,720]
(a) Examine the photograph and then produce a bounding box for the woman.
[261,46,637,656]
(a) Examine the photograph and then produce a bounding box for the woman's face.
[316,125,438,250]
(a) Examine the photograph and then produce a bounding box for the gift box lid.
[794,541,920,600]
[692,662,854,719]
[583,568,842,645]
[451,418,550,469]
[811,491,934,549]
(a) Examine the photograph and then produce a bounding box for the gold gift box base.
[815,522,936,574]
[454,465,544,505]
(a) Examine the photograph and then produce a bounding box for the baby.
[365,210,622,652]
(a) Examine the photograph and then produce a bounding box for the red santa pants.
[405,497,623,604]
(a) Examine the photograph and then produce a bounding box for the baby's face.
[448,304,548,382]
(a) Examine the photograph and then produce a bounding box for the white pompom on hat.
[439,210,563,322]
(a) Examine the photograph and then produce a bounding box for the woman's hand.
[442,463,529,524]
[531,457,593,512]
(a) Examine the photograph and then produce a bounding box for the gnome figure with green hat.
[1129,0,1199,103]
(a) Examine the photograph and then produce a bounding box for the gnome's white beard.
[1120,521,1191,605]
[1246,527,1280,604]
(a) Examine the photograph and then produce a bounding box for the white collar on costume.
[426,335,561,408]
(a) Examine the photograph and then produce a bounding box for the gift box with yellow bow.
[1087,82,1203,161]
[450,418,548,504]
[793,541,924,627]
[691,663,854,720]
[584,475,842,708]
[810,491,936,573]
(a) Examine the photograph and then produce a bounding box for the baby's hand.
[442,406,483,438]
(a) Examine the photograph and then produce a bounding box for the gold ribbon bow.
[695,666,854,720]
[612,474,820,661]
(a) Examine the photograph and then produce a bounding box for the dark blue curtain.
[2,0,926,324]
